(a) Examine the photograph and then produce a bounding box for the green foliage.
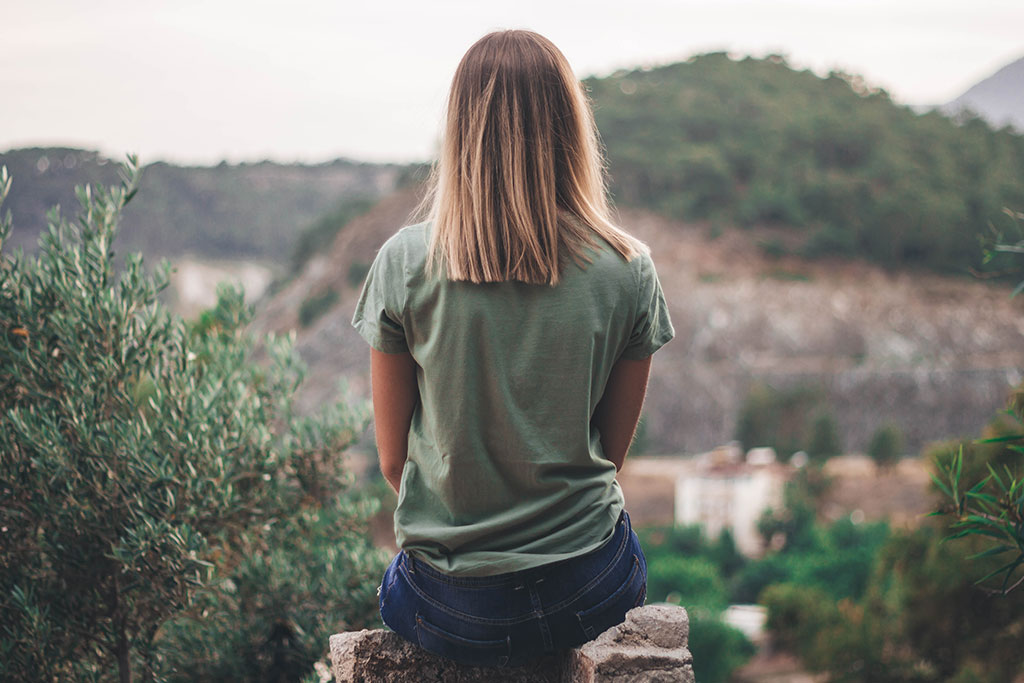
[806,411,843,459]
[298,288,339,328]
[755,469,823,555]
[637,524,754,682]
[734,382,829,456]
[157,494,385,682]
[347,261,371,288]
[587,53,1024,274]
[761,583,839,653]
[760,392,1024,680]
[737,515,889,605]
[0,148,399,260]
[928,214,1024,592]
[0,162,386,682]
[756,237,789,259]
[288,196,376,276]
[687,615,756,683]
[801,222,859,258]
[647,556,727,611]
[930,384,1024,594]
[766,526,1024,682]
[979,208,1024,296]
[868,423,904,468]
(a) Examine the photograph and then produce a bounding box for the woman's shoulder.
[373,222,431,272]
[380,222,429,255]
[583,232,653,285]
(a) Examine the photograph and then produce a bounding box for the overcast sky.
[3,0,1022,165]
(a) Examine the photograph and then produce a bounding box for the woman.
[352,29,674,668]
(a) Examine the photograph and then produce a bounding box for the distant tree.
[287,196,375,277]
[735,382,821,456]
[298,287,339,327]
[687,615,756,683]
[761,583,838,654]
[708,528,746,579]
[868,423,903,469]
[805,411,843,460]
[0,162,385,682]
[755,468,825,554]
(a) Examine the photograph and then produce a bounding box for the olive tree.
[0,160,386,682]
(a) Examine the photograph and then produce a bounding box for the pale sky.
[3,0,1022,165]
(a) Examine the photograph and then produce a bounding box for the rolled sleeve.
[621,252,674,360]
[352,236,410,353]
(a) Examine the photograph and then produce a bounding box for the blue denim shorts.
[377,509,647,668]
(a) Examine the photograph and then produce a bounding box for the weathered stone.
[329,605,692,683]
[328,627,564,682]
[571,606,693,682]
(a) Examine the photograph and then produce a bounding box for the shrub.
[806,411,843,460]
[0,162,385,682]
[646,555,728,612]
[688,615,756,683]
[298,287,339,327]
[868,423,903,468]
[347,261,371,288]
[735,382,822,456]
[761,583,839,653]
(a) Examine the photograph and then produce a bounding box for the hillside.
[586,53,1024,275]
[0,147,405,260]
[250,188,1024,456]
[946,55,1024,131]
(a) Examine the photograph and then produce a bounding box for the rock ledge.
[329,604,693,683]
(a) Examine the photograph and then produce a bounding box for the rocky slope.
[251,190,1024,455]
[0,147,404,259]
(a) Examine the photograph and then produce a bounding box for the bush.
[806,411,843,460]
[288,196,375,276]
[645,556,727,611]
[0,162,386,682]
[868,423,903,468]
[298,287,339,327]
[688,615,756,683]
[735,382,823,456]
[347,261,371,288]
[761,583,838,653]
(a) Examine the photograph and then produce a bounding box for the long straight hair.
[420,29,646,285]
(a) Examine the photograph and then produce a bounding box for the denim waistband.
[404,509,629,587]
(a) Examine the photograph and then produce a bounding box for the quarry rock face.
[252,190,1023,456]
[329,604,693,683]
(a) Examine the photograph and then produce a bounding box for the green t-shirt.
[352,222,674,576]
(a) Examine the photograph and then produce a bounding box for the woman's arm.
[370,348,418,494]
[592,355,653,472]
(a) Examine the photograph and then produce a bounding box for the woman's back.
[354,222,672,576]
[354,29,674,667]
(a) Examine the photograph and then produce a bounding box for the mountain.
[945,56,1024,131]
[250,186,1023,457]
[585,53,1024,275]
[0,147,407,260]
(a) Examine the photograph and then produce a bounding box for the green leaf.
[967,544,1015,560]
[977,433,1024,444]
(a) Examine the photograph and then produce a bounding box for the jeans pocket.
[414,613,512,668]
[576,554,646,641]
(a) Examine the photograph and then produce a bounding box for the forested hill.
[0,148,405,259]
[587,53,1024,274]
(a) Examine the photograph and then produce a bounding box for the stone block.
[329,604,692,683]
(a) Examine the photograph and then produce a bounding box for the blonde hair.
[419,29,646,285]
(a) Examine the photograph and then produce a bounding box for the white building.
[674,445,791,557]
